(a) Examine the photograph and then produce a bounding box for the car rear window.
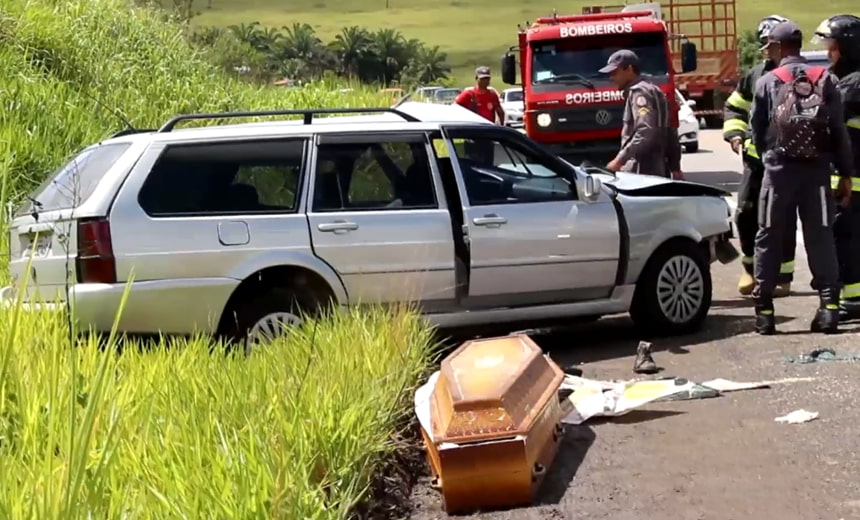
[16,143,132,216]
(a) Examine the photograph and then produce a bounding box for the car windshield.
[504,90,524,102]
[435,89,461,101]
[530,32,668,91]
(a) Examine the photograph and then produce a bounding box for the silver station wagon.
[3,102,735,345]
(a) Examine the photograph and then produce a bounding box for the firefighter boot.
[738,271,755,296]
[774,282,791,298]
[810,288,840,334]
[840,298,860,321]
[754,298,776,335]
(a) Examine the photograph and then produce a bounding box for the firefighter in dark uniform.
[812,15,860,320]
[750,21,856,335]
[600,50,683,179]
[723,14,796,298]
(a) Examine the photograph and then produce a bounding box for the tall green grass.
[0,0,435,517]
[0,296,434,518]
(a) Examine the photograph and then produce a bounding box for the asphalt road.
[410,130,860,519]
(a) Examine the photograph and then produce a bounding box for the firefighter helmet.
[757,15,789,43]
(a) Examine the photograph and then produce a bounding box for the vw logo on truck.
[595,110,612,125]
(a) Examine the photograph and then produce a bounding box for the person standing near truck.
[749,21,855,335]
[812,15,860,320]
[455,66,505,124]
[599,50,683,179]
[723,15,797,299]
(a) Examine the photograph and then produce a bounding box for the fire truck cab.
[501,3,698,166]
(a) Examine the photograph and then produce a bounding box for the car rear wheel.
[224,286,322,353]
[684,142,699,153]
[630,240,711,336]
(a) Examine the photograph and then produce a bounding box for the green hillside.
[193,0,858,85]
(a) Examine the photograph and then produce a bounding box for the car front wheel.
[684,142,699,153]
[630,240,712,336]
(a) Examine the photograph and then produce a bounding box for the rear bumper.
[0,278,239,335]
[679,131,698,144]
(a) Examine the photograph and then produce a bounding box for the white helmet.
[757,15,789,42]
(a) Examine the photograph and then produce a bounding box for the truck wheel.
[630,240,711,336]
[685,142,699,153]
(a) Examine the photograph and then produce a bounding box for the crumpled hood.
[594,171,731,197]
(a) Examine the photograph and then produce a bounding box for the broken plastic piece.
[775,409,819,424]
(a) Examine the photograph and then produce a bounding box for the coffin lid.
[430,334,564,444]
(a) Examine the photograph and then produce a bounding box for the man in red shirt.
[455,66,505,124]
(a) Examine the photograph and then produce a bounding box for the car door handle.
[472,214,507,226]
[317,221,359,233]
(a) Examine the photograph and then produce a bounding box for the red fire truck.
[582,1,739,127]
[500,2,706,165]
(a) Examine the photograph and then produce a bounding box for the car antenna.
[78,88,137,133]
[392,92,412,108]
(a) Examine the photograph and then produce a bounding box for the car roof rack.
[157,107,421,133]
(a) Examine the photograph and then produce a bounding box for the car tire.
[630,239,712,336]
[685,142,699,153]
[225,286,323,352]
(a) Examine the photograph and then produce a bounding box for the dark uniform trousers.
[833,99,860,302]
[722,61,796,282]
[736,142,796,283]
[751,56,855,304]
[832,187,860,300]
[756,160,839,298]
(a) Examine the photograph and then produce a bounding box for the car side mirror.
[501,53,517,85]
[583,175,603,202]
[681,42,697,73]
[685,99,696,108]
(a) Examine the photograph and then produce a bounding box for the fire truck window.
[530,32,668,87]
[452,136,575,205]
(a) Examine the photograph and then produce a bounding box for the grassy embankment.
[194,0,860,86]
[0,0,434,517]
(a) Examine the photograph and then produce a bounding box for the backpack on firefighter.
[769,66,831,159]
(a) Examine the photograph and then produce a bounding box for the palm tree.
[406,45,451,84]
[279,22,323,61]
[329,26,372,78]
[369,28,409,85]
[227,21,262,48]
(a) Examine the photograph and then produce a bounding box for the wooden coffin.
[422,334,565,514]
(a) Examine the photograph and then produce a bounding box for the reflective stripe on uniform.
[848,116,860,130]
[741,256,793,272]
[830,175,860,191]
[726,91,751,111]
[743,138,759,159]
[722,118,748,133]
[843,283,860,299]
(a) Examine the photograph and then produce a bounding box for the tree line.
[135,0,453,86]
[189,21,453,87]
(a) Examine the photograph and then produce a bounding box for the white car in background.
[801,49,829,67]
[676,89,699,153]
[433,88,462,105]
[500,87,524,128]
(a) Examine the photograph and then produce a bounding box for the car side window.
[312,135,437,212]
[447,133,577,206]
[138,139,305,216]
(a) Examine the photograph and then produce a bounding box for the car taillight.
[76,217,117,284]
